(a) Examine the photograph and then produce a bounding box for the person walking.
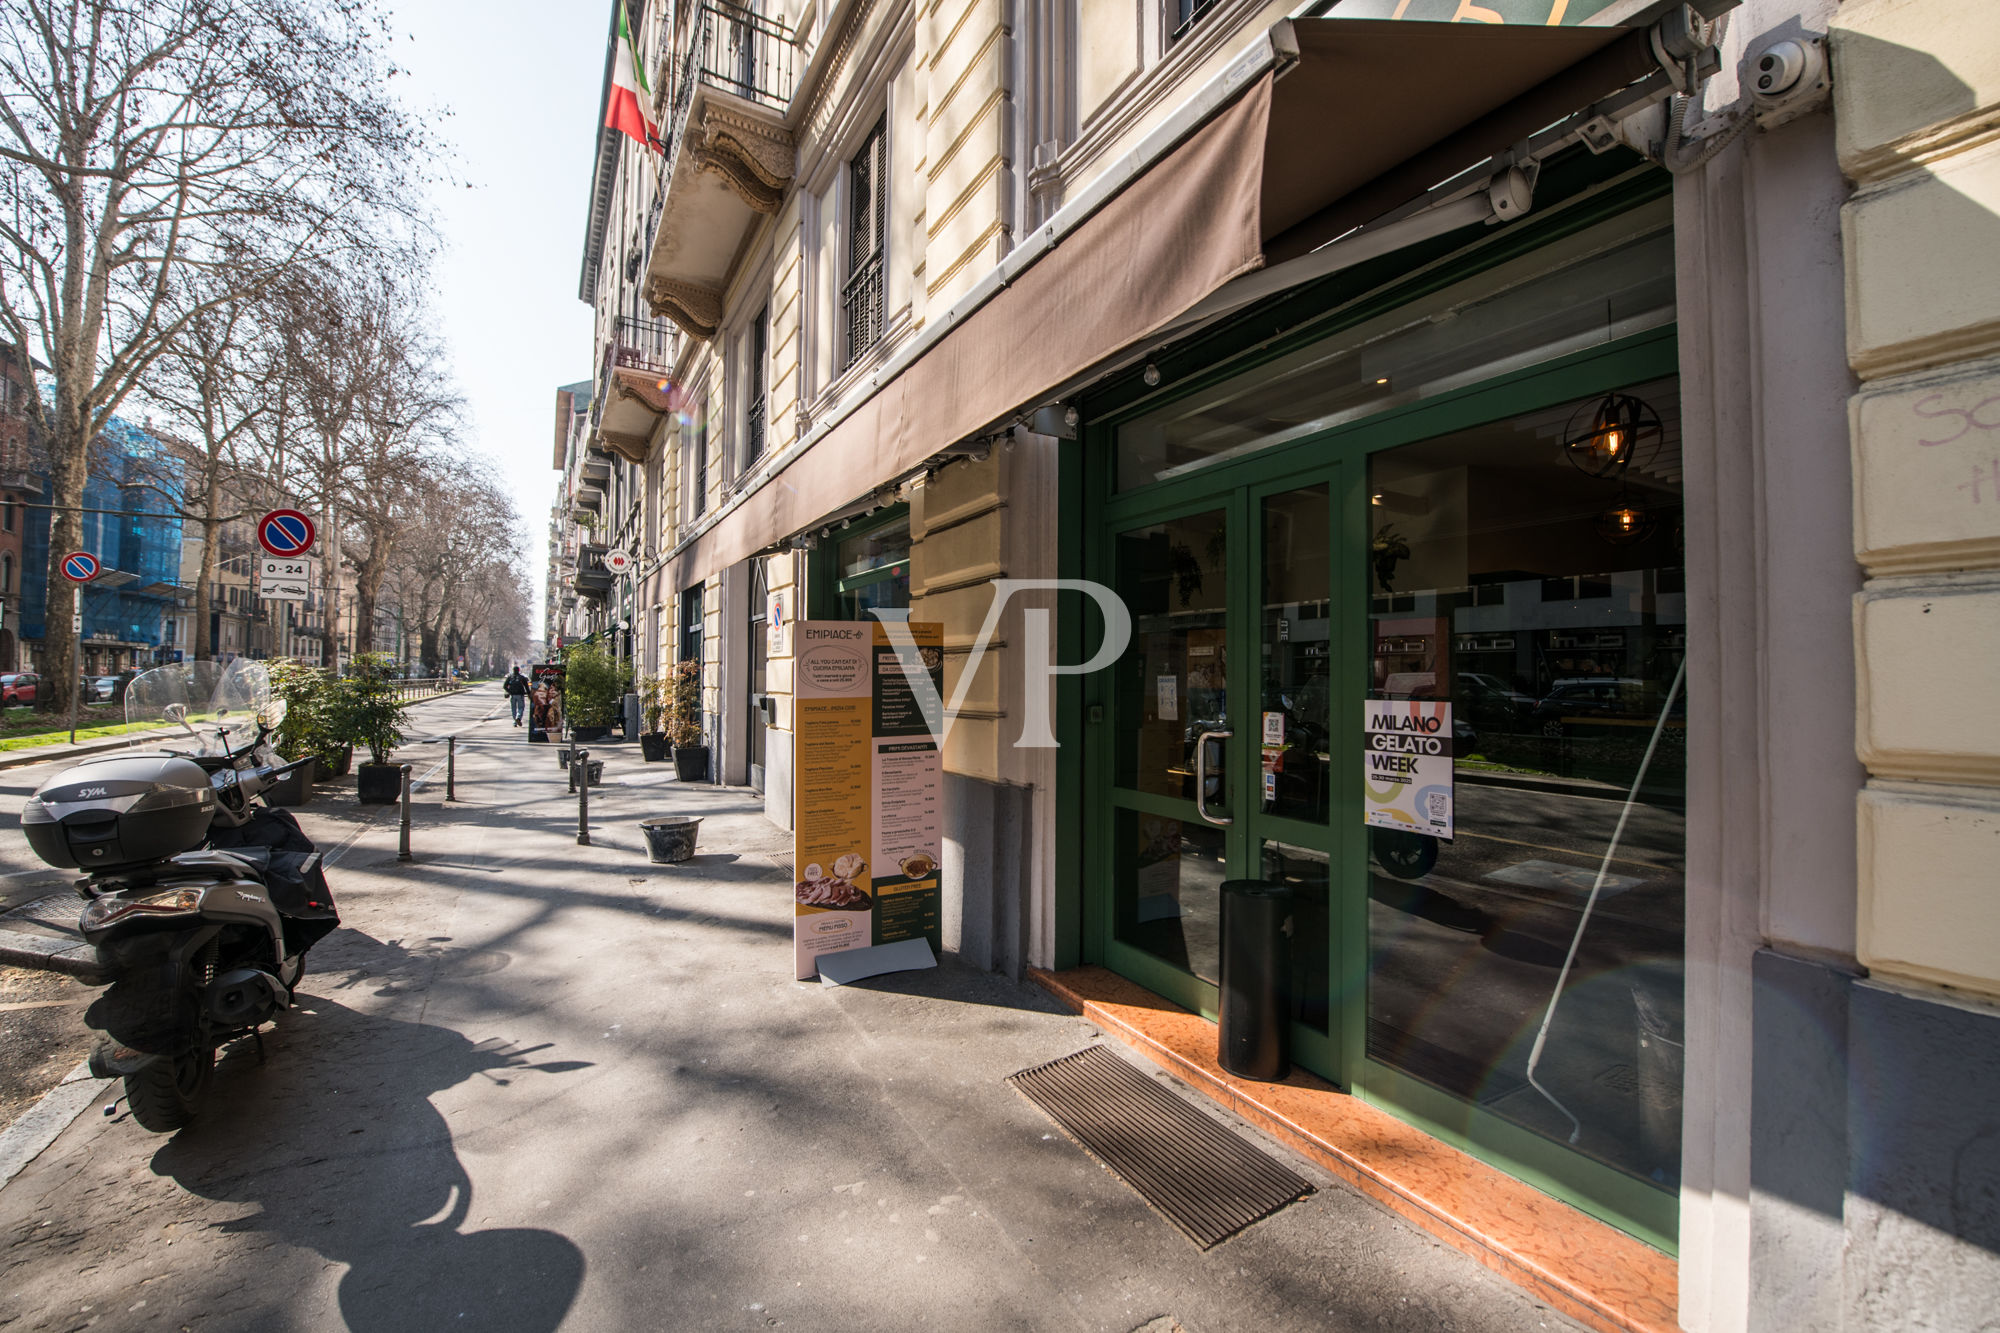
[504,665,531,726]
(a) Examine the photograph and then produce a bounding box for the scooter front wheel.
[125,1047,215,1132]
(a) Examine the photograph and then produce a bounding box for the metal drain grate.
[1009,1046,1312,1248]
[1,894,81,933]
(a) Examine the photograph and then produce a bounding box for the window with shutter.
[841,117,888,364]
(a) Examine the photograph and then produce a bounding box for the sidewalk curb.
[0,926,106,982]
[0,1061,110,1193]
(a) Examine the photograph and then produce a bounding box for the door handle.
[1193,728,1233,827]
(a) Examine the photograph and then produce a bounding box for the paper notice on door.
[1156,675,1178,721]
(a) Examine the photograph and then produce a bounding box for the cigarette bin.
[1219,879,1293,1081]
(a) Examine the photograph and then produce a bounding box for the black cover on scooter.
[206,807,340,951]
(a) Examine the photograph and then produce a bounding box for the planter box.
[319,747,353,779]
[639,734,669,763]
[356,762,405,805]
[264,762,316,807]
[571,724,612,743]
[673,746,710,783]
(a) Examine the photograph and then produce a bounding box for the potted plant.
[341,653,412,804]
[562,640,621,743]
[264,659,331,805]
[665,659,708,782]
[637,673,670,762]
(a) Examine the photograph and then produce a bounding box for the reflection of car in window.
[1531,676,1684,736]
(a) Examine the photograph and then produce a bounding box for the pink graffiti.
[1911,391,2000,445]
[1958,459,2000,504]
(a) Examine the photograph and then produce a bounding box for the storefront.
[1063,174,1686,1247]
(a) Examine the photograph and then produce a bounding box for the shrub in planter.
[337,653,412,805]
[267,658,341,785]
[664,659,709,781]
[562,640,623,742]
[637,673,669,761]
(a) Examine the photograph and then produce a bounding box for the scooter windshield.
[125,660,275,757]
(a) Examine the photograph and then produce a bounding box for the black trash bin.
[1219,879,1294,1081]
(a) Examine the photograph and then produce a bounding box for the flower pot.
[639,733,669,763]
[639,816,701,864]
[571,724,611,743]
[672,746,709,783]
[319,747,353,778]
[356,762,405,805]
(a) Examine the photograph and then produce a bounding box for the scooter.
[18,660,338,1130]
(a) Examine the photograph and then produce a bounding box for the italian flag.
[605,1,658,150]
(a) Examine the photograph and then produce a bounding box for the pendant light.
[1596,495,1659,545]
[1562,392,1662,479]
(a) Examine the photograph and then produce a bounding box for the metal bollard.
[446,735,456,802]
[575,748,590,845]
[397,764,413,862]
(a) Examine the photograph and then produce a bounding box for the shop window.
[830,510,910,620]
[1117,227,1676,492]
[842,116,887,364]
[1363,374,1686,1194]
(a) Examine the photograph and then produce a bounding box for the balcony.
[570,544,615,597]
[592,316,679,462]
[646,2,801,340]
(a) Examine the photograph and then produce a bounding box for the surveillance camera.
[1746,34,1829,130]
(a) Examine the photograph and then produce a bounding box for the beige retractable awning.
[664,17,1658,591]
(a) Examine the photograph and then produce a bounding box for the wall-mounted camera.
[1747,35,1830,131]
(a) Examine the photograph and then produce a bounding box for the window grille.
[842,117,888,364]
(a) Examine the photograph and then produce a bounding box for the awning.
[663,17,1666,591]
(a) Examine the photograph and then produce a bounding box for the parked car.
[0,672,39,706]
[88,676,119,702]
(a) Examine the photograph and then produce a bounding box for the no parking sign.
[60,551,98,583]
[257,509,315,557]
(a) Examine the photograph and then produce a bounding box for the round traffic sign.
[60,551,99,583]
[257,509,316,557]
[602,549,633,574]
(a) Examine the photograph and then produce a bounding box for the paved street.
[0,683,1593,1333]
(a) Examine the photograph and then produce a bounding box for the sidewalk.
[0,685,1587,1332]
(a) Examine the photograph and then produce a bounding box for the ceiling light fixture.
[1562,391,1662,479]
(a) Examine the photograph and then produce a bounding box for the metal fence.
[667,1,799,136]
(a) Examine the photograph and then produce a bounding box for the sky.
[383,1,607,633]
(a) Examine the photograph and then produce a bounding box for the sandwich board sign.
[791,621,944,980]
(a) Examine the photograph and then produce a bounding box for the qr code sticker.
[1426,792,1450,820]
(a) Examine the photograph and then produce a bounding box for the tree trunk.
[192,473,223,660]
[353,552,389,656]
[321,502,342,670]
[40,425,89,715]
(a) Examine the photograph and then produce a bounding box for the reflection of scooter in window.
[1371,826,1438,880]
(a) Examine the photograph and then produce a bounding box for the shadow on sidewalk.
[148,994,590,1332]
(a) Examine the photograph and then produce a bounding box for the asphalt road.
[0,683,1590,1333]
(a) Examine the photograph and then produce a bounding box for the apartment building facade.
[558,0,2000,1326]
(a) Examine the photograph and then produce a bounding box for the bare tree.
[137,294,268,658]
[0,0,428,708]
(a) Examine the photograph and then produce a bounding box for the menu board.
[1362,697,1455,839]
[792,621,945,980]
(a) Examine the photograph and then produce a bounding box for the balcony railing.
[591,316,678,429]
[667,2,799,137]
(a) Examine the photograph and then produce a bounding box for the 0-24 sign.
[259,556,313,601]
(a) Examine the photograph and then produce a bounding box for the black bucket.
[639,816,701,864]
[567,760,604,791]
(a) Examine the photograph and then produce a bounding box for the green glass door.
[1093,466,1343,1075]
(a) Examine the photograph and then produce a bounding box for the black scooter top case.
[22,752,217,872]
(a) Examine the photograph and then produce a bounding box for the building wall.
[1824,1,2000,1325]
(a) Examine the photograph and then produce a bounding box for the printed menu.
[791,621,945,979]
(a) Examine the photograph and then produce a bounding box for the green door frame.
[1068,325,1683,1251]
